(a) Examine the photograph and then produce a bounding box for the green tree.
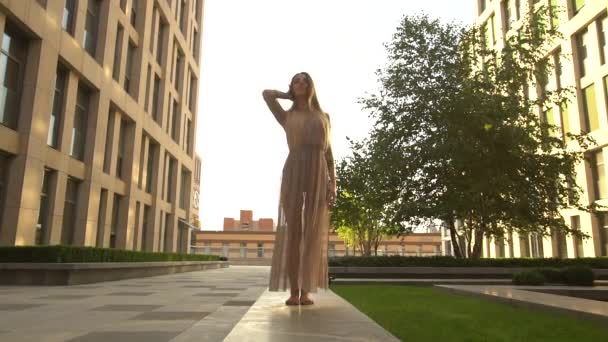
[361,7,595,258]
[331,139,402,256]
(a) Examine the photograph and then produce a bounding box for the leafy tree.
[359,7,596,258]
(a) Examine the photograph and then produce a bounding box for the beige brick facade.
[0,0,204,253]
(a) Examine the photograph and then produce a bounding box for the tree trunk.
[471,225,484,259]
[448,218,464,258]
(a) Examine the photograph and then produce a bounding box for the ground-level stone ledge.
[329,266,608,280]
[0,261,229,285]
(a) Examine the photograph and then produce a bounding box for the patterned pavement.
[0,266,270,342]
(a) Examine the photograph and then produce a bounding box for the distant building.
[193,210,441,264]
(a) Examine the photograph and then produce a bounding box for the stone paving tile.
[0,266,269,341]
[91,304,162,312]
[0,303,44,311]
[66,331,182,342]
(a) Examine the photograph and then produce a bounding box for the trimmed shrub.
[535,268,564,283]
[513,270,545,286]
[0,245,220,263]
[327,255,608,268]
[561,265,595,286]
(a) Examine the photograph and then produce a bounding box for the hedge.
[0,245,220,263]
[512,266,595,286]
[328,255,608,268]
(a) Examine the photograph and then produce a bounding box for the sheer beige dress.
[265,95,334,293]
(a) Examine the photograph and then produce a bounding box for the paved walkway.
[224,289,399,342]
[0,266,399,342]
[0,266,269,342]
[437,284,608,323]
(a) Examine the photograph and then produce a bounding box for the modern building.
[193,211,441,264]
[0,0,204,253]
[474,0,607,257]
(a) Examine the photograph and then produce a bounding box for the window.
[165,154,175,203]
[515,0,522,20]
[185,119,192,154]
[83,0,101,57]
[554,229,568,258]
[174,49,183,90]
[0,153,9,233]
[61,177,80,245]
[130,0,137,27]
[112,25,123,81]
[543,108,557,137]
[36,169,54,245]
[490,14,497,45]
[549,0,559,29]
[96,188,107,247]
[502,0,511,31]
[163,212,171,251]
[571,216,584,257]
[571,0,584,15]
[495,236,505,257]
[144,65,152,112]
[103,110,115,173]
[180,0,188,35]
[145,140,157,193]
[560,102,571,142]
[152,74,161,122]
[70,85,90,161]
[599,15,607,65]
[150,8,157,54]
[222,242,229,257]
[0,24,28,130]
[110,193,122,248]
[591,150,607,200]
[141,204,151,251]
[479,0,487,14]
[120,0,127,12]
[257,242,264,257]
[189,74,197,112]
[192,28,199,60]
[576,29,588,77]
[62,0,76,35]
[125,41,135,95]
[240,242,247,258]
[156,20,166,65]
[582,84,599,132]
[116,119,128,179]
[171,99,179,141]
[179,168,190,209]
[48,67,67,148]
[600,212,608,256]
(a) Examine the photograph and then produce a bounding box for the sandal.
[285,297,300,306]
[300,297,314,305]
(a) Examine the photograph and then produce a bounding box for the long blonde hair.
[288,72,323,113]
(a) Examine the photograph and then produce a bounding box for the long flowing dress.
[264,94,334,293]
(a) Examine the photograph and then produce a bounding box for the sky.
[195,0,476,231]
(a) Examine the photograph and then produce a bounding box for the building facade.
[0,0,204,253]
[475,0,608,258]
[193,210,441,264]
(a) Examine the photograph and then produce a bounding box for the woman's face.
[291,74,309,97]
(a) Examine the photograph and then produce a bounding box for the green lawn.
[331,285,608,342]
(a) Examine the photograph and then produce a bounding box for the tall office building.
[473,0,607,258]
[0,0,204,253]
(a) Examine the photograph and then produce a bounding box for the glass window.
[519,234,530,257]
[36,169,54,245]
[62,0,76,35]
[577,29,588,77]
[582,84,599,132]
[502,0,511,31]
[599,15,608,65]
[112,26,123,81]
[141,204,151,251]
[180,0,187,35]
[600,212,608,256]
[130,0,137,27]
[110,193,122,248]
[116,119,127,179]
[0,25,27,130]
[156,21,166,65]
[83,0,100,57]
[96,188,107,247]
[572,0,585,15]
[70,85,90,161]
[145,140,156,193]
[189,74,197,112]
[61,177,80,245]
[152,74,161,122]
[180,168,189,209]
[257,242,264,257]
[125,41,135,95]
[591,150,607,200]
[48,67,67,148]
[171,99,179,141]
